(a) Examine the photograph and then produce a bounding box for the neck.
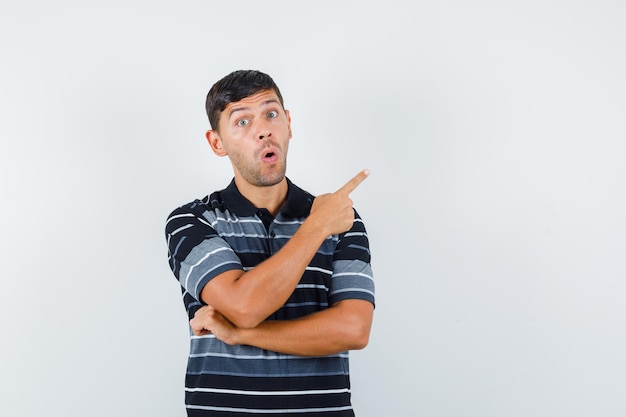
[234,177,288,215]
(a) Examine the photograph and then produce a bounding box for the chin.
[259,175,285,187]
[255,170,286,187]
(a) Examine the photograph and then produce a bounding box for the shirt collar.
[220,177,314,218]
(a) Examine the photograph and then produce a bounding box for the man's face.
[214,90,292,187]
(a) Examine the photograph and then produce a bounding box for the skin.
[193,89,373,356]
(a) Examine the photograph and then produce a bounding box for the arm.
[200,170,370,329]
[190,299,374,356]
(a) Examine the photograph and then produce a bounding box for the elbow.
[350,328,371,350]
[228,304,267,329]
[233,316,263,329]
[336,300,374,351]
[344,320,371,351]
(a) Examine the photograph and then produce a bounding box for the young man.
[165,70,375,416]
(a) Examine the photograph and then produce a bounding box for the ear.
[285,109,293,140]
[206,130,227,156]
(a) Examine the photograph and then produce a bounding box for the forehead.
[222,90,282,118]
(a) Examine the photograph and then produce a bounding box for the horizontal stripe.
[187,405,353,414]
[342,231,367,238]
[330,288,375,297]
[296,284,329,290]
[171,223,193,235]
[210,217,262,225]
[332,271,373,280]
[304,266,332,275]
[185,373,352,391]
[284,302,330,308]
[213,232,268,238]
[186,387,350,396]
[188,351,348,360]
[166,179,372,415]
[165,212,195,225]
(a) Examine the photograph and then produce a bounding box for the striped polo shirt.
[165,178,375,416]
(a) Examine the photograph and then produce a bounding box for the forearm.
[200,170,369,329]
[230,300,374,356]
[201,218,329,328]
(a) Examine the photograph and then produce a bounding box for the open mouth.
[262,150,278,162]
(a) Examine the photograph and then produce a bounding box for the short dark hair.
[205,70,285,131]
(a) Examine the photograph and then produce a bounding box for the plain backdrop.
[1,1,625,416]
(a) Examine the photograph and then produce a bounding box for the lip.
[260,146,279,163]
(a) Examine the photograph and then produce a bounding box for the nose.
[257,115,274,140]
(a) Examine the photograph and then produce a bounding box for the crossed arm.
[189,170,374,356]
[191,299,374,356]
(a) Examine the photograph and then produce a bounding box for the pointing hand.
[309,169,370,236]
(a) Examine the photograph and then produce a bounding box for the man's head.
[205,70,285,132]
[204,70,292,189]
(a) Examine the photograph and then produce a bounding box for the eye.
[267,110,278,119]
[236,119,249,127]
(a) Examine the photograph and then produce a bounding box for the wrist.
[299,216,330,242]
[233,326,251,346]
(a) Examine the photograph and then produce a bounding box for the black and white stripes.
[165,178,374,416]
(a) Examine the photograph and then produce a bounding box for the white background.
[1,1,625,416]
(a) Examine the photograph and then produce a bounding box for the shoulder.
[166,199,203,222]
[165,190,226,222]
[164,193,222,237]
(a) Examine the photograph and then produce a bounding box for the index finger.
[336,169,370,195]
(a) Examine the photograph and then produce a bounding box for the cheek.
[224,144,248,163]
[226,128,249,143]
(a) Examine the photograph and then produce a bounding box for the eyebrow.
[227,99,281,119]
